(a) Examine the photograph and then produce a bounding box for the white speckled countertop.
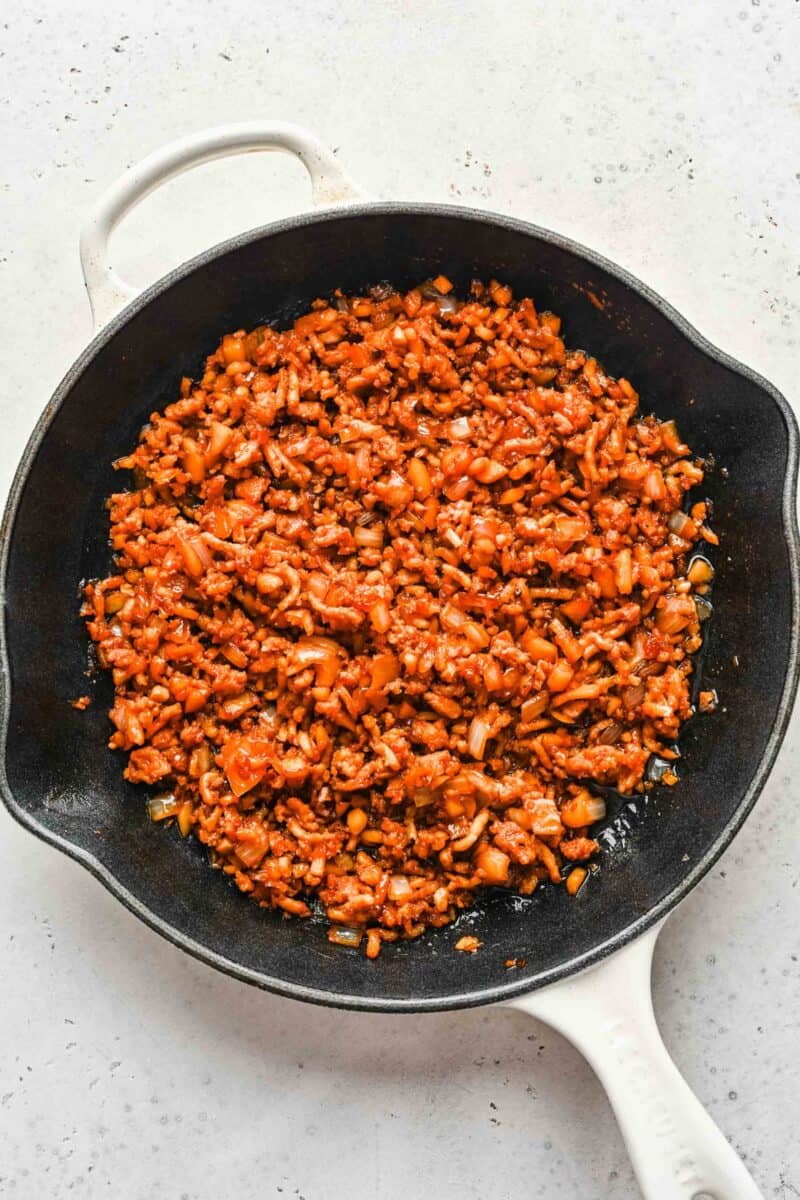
[1,2,799,1197]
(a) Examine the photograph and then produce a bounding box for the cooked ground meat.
[82,277,715,956]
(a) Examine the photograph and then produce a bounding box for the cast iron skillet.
[1,125,797,1199]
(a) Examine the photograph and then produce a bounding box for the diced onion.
[521,693,549,722]
[467,714,490,760]
[561,790,606,827]
[441,604,466,631]
[339,419,382,443]
[388,875,413,902]
[220,692,257,720]
[291,637,342,669]
[148,793,179,821]
[177,802,193,837]
[668,510,695,539]
[520,631,558,661]
[583,795,607,822]
[206,420,233,463]
[526,797,563,838]
[407,458,433,497]
[379,472,413,507]
[189,744,213,776]
[369,599,391,633]
[472,459,507,485]
[648,756,675,784]
[369,653,400,689]
[472,516,498,540]
[176,534,212,577]
[327,925,363,948]
[354,525,384,548]
[449,417,471,439]
[687,556,714,586]
[419,281,460,312]
[553,516,587,548]
[694,596,713,623]
[463,620,490,650]
[370,653,400,688]
[474,844,510,885]
[643,468,665,501]
[483,657,504,691]
[655,595,695,635]
[566,867,588,896]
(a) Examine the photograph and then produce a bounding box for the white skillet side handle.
[79,122,368,331]
[509,921,763,1200]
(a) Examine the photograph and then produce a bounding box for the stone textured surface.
[1,2,798,1197]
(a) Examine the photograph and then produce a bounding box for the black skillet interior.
[1,206,797,1010]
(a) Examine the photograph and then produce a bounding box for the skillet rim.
[1,200,798,1012]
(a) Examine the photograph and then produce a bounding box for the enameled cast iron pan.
[1,124,797,1200]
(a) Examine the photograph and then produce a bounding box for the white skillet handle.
[509,920,763,1200]
[79,121,368,331]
